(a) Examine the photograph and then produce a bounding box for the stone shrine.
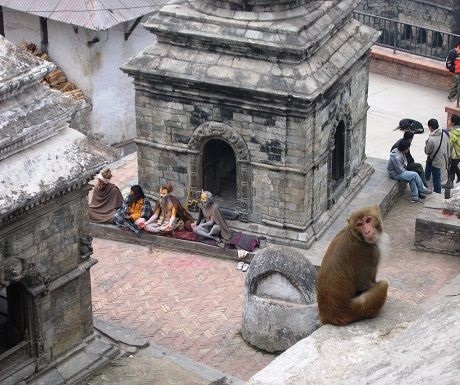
[0,36,119,384]
[122,0,379,248]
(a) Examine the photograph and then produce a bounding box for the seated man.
[391,130,427,188]
[192,191,232,242]
[388,139,432,203]
[141,182,194,233]
[89,167,124,223]
[114,185,152,236]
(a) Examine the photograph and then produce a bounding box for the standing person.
[89,167,124,223]
[114,185,152,236]
[425,119,450,194]
[449,114,460,183]
[391,130,427,187]
[388,140,432,203]
[446,41,460,102]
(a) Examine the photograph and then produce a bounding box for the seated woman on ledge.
[114,185,152,236]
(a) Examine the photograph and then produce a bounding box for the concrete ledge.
[89,223,254,262]
[25,334,119,385]
[370,45,452,91]
[415,194,460,256]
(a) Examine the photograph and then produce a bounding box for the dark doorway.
[331,120,345,190]
[202,139,237,209]
[0,284,25,355]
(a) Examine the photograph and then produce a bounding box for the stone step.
[89,223,255,263]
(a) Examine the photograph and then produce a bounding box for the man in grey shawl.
[192,190,232,242]
[89,167,124,223]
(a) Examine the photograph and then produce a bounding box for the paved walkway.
[87,73,460,383]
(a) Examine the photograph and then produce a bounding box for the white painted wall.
[2,8,156,145]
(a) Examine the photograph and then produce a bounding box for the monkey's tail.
[350,279,389,320]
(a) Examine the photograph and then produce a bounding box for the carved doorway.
[202,139,237,209]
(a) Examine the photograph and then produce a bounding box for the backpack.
[398,118,424,134]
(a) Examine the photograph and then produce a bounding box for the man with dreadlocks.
[141,181,193,233]
[114,185,152,236]
[192,190,233,242]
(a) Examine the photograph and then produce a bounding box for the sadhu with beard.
[140,181,194,233]
[192,190,232,242]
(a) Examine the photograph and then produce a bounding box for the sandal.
[237,262,244,270]
[242,263,249,272]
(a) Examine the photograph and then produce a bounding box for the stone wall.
[369,46,451,91]
[134,55,370,238]
[357,0,455,33]
[0,187,94,365]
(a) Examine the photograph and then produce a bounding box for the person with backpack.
[446,41,460,102]
[425,119,450,193]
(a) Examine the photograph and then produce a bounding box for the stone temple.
[0,36,119,383]
[122,0,379,248]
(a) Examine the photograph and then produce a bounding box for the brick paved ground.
[90,192,459,381]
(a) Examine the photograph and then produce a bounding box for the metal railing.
[353,11,460,61]
[354,11,460,105]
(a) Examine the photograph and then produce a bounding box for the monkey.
[316,205,389,326]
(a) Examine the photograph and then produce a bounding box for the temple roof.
[0,36,120,221]
[0,0,172,31]
[122,0,379,101]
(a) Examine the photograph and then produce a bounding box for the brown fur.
[317,206,388,326]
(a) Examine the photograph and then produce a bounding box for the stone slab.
[93,318,149,348]
[89,223,255,262]
[415,193,460,256]
[247,299,422,385]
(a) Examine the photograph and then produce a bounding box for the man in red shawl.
[88,167,123,223]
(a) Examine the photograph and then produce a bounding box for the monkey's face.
[355,215,381,244]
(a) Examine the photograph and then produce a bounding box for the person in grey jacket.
[388,140,432,203]
[425,119,450,193]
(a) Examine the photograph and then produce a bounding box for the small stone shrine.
[0,36,119,384]
[122,0,379,248]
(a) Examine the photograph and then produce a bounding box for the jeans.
[407,162,427,186]
[425,163,441,193]
[394,170,428,198]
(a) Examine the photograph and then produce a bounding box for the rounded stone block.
[242,245,319,353]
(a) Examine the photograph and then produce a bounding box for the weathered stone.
[242,245,319,352]
[122,0,378,247]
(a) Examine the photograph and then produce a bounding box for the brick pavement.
[91,241,275,381]
[89,148,460,382]
[90,194,459,382]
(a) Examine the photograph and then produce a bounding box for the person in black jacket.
[446,42,460,102]
[391,130,427,188]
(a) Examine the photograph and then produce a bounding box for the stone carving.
[0,257,48,288]
[188,122,251,220]
[188,122,250,161]
[242,245,319,352]
[80,236,94,260]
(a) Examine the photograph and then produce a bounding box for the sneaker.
[410,197,423,203]
[422,189,433,194]
[418,194,426,199]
